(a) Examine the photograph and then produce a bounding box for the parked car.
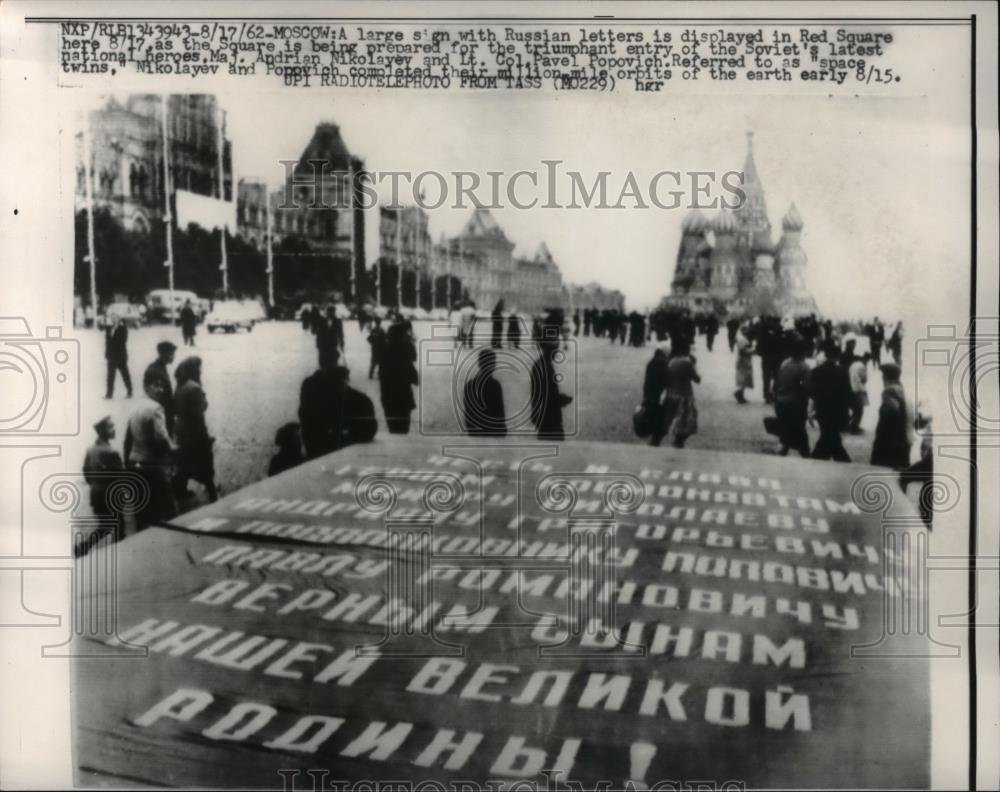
[241,299,269,324]
[98,302,146,329]
[147,289,201,323]
[205,301,255,333]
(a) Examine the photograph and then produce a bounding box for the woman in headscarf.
[173,356,218,502]
[664,339,701,448]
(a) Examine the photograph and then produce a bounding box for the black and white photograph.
[0,1,997,789]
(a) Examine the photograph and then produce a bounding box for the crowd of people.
[637,308,931,526]
[86,298,934,542]
[86,336,218,542]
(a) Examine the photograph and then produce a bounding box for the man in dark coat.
[773,335,811,457]
[143,341,176,435]
[705,313,719,352]
[104,317,133,398]
[462,348,506,437]
[179,300,197,346]
[809,341,853,462]
[379,321,418,434]
[299,348,378,459]
[871,363,911,469]
[316,305,345,359]
[756,317,784,404]
[642,345,670,447]
[530,337,573,441]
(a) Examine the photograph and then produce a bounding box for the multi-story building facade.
[236,122,366,300]
[76,94,232,234]
[568,282,626,313]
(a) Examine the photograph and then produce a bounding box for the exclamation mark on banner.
[629,741,656,789]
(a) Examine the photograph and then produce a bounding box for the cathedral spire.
[744,131,758,182]
[735,129,769,236]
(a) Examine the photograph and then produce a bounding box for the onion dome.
[681,209,708,234]
[782,202,803,231]
[713,208,738,234]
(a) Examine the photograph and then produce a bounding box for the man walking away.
[143,341,177,435]
[462,348,507,437]
[104,316,133,399]
[773,335,811,457]
[705,313,719,352]
[809,341,853,462]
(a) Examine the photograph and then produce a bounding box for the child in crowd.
[268,422,304,476]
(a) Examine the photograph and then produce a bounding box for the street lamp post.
[216,104,228,296]
[82,118,98,324]
[160,96,176,323]
[265,193,274,311]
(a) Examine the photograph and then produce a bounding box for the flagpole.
[82,115,98,323]
[376,209,382,309]
[347,164,355,304]
[216,103,228,296]
[395,208,402,315]
[265,191,274,310]
[160,95,175,323]
[430,232,436,313]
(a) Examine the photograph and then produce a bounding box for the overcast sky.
[214,88,968,320]
[80,21,969,324]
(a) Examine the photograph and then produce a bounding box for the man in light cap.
[83,415,124,533]
[125,373,177,530]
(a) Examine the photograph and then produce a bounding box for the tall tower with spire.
[734,130,772,251]
[665,132,816,315]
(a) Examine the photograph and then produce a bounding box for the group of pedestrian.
[86,337,219,538]
[640,339,702,449]
[765,334,917,470]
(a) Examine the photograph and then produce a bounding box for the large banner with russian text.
[73,437,930,788]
